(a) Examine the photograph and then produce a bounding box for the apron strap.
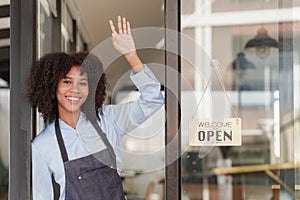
[55,118,69,162]
[55,117,117,168]
[89,119,117,168]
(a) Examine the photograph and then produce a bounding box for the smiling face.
[56,65,88,121]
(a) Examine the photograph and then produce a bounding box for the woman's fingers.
[122,17,127,33]
[109,20,117,37]
[109,16,136,55]
[127,21,131,35]
[118,16,123,34]
[110,16,131,35]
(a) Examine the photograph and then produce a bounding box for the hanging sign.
[189,118,242,146]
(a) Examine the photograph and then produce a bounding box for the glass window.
[36,0,55,134]
[181,0,299,199]
[46,0,57,17]
[101,9,165,200]
[0,1,9,199]
[37,0,54,56]
[212,0,279,12]
[109,49,166,199]
[62,2,73,41]
[61,1,73,52]
[61,23,71,52]
[0,86,9,200]
[76,32,84,51]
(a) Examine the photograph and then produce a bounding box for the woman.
[28,16,164,200]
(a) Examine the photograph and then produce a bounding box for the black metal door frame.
[165,0,181,199]
[10,0,36,199]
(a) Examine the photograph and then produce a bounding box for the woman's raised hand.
[109,16,144,73]
[109,16,136,56]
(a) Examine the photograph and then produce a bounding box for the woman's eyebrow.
[63,75,87,80]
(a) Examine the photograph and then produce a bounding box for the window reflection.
[38,0,53,56]
[181,0,299,199]
[61,0,73,52]
[0,1,9,199]
[0,87,9,200]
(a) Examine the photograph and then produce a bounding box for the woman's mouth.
[66,96,80,102]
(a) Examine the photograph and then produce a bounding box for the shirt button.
[78,176,82,180]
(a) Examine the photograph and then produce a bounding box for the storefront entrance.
[5,0,300,199]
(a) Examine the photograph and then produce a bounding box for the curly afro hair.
[27,51,107,123]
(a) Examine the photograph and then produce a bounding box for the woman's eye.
[79,82,87,86]
[63,80,71,85]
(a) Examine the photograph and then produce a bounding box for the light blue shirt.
[32,66,164,200]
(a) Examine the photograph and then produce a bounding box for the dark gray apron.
[55,118,125,200]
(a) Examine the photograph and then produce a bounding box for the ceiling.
[74,0,164,48]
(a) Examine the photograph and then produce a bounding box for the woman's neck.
[59,111,80,129]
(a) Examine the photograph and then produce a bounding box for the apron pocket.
[78,166,121,200]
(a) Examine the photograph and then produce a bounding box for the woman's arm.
[105,16,164,133]
[109,16,144,73]
[103,65,164,134]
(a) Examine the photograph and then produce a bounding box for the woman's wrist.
[124,51,138,60]
[124,51,144,73]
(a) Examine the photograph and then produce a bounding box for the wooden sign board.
[189,118,242,146]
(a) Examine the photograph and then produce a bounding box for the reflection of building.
[0,1,9,198]
[0,89,9,168]
[179,1,299,199]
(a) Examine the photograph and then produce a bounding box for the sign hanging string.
[192,59,240,123]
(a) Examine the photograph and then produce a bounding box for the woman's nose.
[70,84,80,93]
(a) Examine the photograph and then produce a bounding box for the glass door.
[180,0,300,199]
